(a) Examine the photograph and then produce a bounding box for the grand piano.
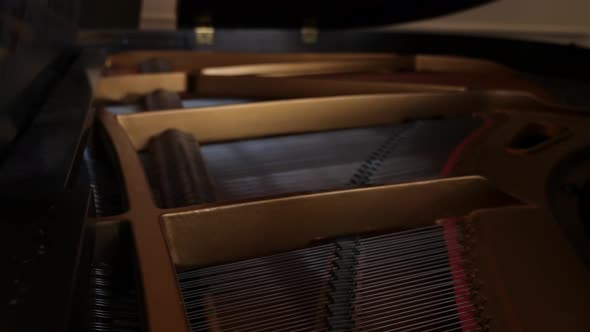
[2,1,590,331]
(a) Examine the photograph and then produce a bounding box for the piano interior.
[84,51,590,332]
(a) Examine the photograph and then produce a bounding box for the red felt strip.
[443,218,478,332]
[440,114,495,177]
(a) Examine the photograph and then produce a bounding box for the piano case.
[3,1,590,332]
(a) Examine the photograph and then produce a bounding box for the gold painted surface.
[415,55,515,74]
[196,75,461,99]
[94,86,590,332]
[199,56,515,78]
[200,60,410,77]
[105,51,514,75]
[162,176,518,268]
[99,110,191,332]
[95,72,187,101]
[469,207,590,332]
[96,53,520,102]
[116,92,590,154]
[95,63,465,103]
[94,66,461,103]
[106,51,413,71]
[116,93,487,150]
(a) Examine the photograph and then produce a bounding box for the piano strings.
[178,223,484,332]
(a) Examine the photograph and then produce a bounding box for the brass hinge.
[195,16,214,45]
[301,20,319,44]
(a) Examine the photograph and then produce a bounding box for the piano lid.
[177,0,491,28]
